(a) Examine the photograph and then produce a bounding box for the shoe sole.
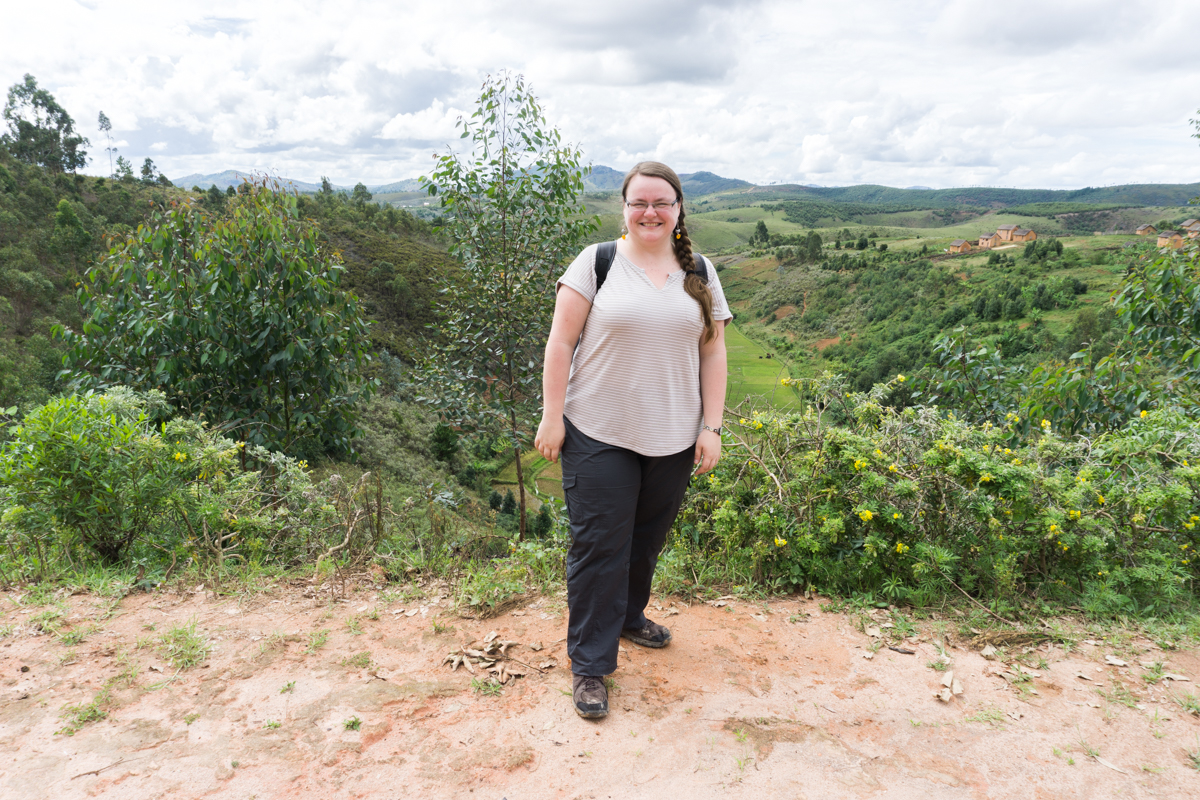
[574,706,608,719]
[621,630,671,648]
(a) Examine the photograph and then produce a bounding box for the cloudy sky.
[5,0,1198,189]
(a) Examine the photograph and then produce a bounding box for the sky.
[4,0,1199,190]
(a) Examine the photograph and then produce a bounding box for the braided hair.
[621,162,717,343]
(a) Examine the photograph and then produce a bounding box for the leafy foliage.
[667,375,1198,617]
[59,181,376,456]
[418,72,596,536]
[1,75,88,173]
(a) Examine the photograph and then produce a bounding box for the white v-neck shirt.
[556,243,732,456]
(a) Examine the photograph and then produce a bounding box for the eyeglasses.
[625,200,678,212]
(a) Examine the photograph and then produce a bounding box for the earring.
[621,224,627,240]
[675,225,681,240]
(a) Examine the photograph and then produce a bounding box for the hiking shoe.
[621,619,672,648]
[572,674,608,719]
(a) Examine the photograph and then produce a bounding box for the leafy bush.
[59,181,376,457]
[0,389,380,575]
[667,373,1198,617]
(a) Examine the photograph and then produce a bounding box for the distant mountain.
[172,168,1200,209]
[172,171,423,195]
[582,166,753,195]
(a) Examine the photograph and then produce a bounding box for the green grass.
[725,323,799,410]
[158,619,210,670]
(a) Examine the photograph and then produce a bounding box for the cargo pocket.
[561,474,576,519]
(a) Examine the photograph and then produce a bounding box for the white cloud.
[1,0,1195,188]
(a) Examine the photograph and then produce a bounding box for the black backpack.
[593,240,708,292]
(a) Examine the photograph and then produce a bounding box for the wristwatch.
[702,423,724,435]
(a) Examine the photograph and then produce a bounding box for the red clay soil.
[2,585,1199,799]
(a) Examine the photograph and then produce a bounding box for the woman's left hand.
[694,429,722,475]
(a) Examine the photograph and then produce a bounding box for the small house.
[996,224,1019,241]
[1011,228,1037,243]
[948,239,972,254]
[978,232,1000,249]
[1181,219,1198,230]
[1136,224,1157,236]
[1157,231,1183,249]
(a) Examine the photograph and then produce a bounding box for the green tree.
[752,219,769,245]
[351,182,373,205]
[0,74,89,173]
[140,157,158,184]
[114,155,133,181]
[58,181,376,456]
[419,72,596,537]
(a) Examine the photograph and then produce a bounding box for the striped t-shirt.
[556,243,732,457]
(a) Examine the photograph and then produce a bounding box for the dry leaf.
[980,644,998,659]
[1162,673,1190,681]
[713,601,727,608]
[1007,711,1023,721]
[507,668,526,678]
[664,608,679,617]
[529,642,544,652]
[941,671,955,688]
[1082,639,1100,646]
[881,622,894,629]
[861,652,874,660]
[1086,700,1101,708]
[935,687,952,702]
[865,626,882,638]
[751,614,767,622]
[1104,655,1127,667]
[1094,757,1126,774]
[485,631,499,643]
[539,661,556,670]
[1074,672,1092,681]
[148,664,162,673]
[951,678,963,696]
[405,609,419,617]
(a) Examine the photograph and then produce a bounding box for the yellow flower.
[874,448,884,458]
[895,542,909,554]
[854,459,866,471]
[1068,510,1081,520]
[979,473,993,483]
[739,418,748,425]
[859,509,874,522]
[1040,419,1051,429]
[1049,524,1059,533]
[774,536,788,547]
[1140,410,1148,418]
[173,452,188,462]
[889,464,899,473]
[1011,458,1022,466]
[1097,494,1106,505]
[893,512,902,520]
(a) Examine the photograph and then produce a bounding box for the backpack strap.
[594,241,618,292]
[594,240,709,291]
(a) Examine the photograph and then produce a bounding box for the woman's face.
[623,174,680,247]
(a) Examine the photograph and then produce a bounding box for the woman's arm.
[534,285,592,463]
[694,320,728,475]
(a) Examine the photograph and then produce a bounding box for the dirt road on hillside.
[2,585,1198,799]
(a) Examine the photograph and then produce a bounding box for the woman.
[534,161,730,719]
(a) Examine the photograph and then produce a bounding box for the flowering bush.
[669,373,1200,617]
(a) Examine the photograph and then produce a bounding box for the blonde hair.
[622,161,716,343]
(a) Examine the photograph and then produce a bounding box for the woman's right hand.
[535,416,566,463]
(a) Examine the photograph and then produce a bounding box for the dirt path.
[2,585,1198,799]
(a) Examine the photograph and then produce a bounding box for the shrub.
[668,373,1198,617]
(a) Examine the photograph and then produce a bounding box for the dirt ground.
[2,583,1199,800]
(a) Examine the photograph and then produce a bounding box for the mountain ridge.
[171,168,1200,208]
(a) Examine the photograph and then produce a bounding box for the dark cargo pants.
[561,417,695,677]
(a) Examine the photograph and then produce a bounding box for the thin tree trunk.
[510,408,527,540]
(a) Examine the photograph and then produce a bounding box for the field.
[724,322,798,410]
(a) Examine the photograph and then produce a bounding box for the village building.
[1136,224,1158,236]
[948,239,972,254]
[1157,231,1183,249]
[1011,228,1037,243]
[978,232,1000,249]
[996,224,1019,241]
[1183,220,1200,238]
